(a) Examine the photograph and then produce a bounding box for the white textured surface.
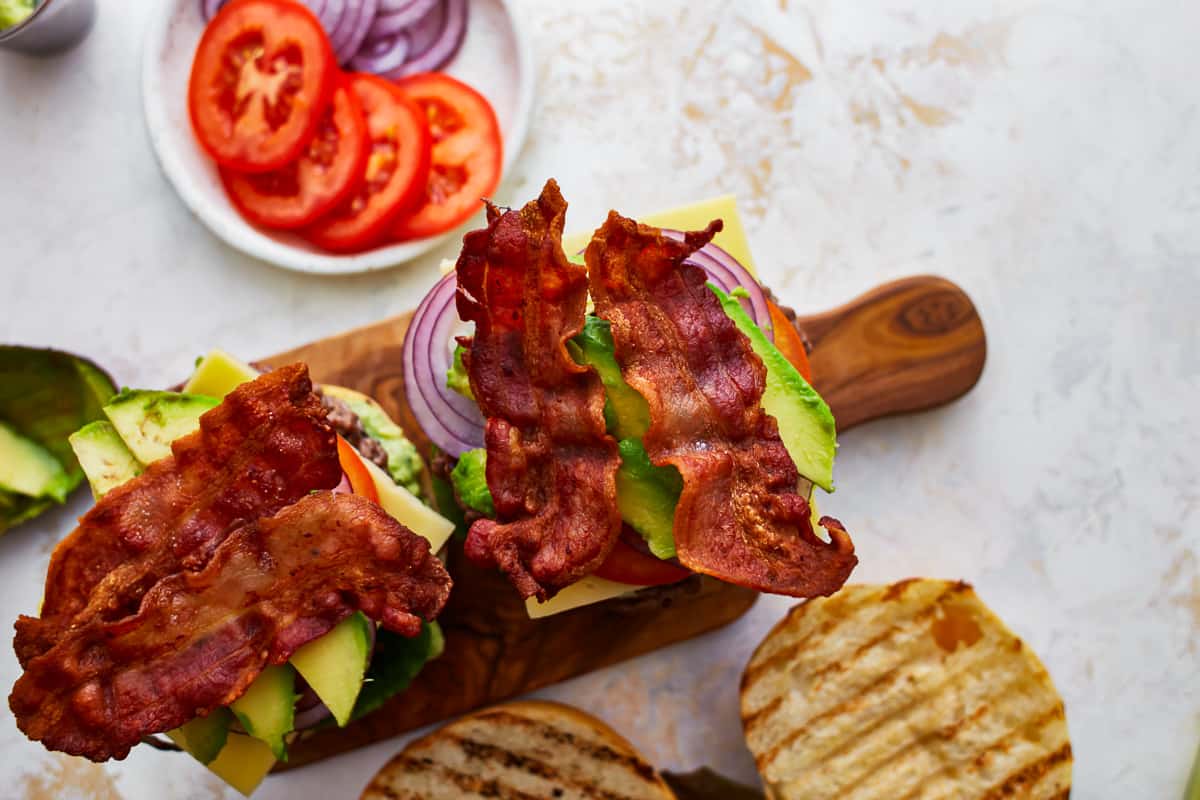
[1,1,1198,798]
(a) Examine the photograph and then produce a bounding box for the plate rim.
[140,0,535,277]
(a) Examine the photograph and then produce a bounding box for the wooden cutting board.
[263,274,986,768]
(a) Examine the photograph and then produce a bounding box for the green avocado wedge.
[615,439,681,560]
[102,390,219,464]
[449,448,493,517]
[230,664,297,761]
[290,612,372,728]
[170,707,233,766]
[0,422,72,503]
[712,286,837,492]
[69,421,142,499]
[0,346,118,532]
[570,316,650,440]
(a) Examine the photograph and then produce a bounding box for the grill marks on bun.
[360,701,675,800]
[740,580,1072,800]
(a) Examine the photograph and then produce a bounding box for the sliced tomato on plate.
[592,537,692,587]
[337,435,380,503]
[767,299,813,382]
[221,77,369,229]
[306,74,432,253]
[391,73,502,242]
[189,0,336,173]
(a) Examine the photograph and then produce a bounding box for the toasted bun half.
[740,579,1071,799]
[360,700,676,800]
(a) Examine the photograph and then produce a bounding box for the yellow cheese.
[359,454,453,553]
[561,194,757,277]
[166,730,277,797]
[529,195,754,619]
[525,574,640,619]
[183,349,259,398]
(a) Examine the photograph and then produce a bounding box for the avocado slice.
[169,707,233,765]
[229,664,296,760]
[615,440,682,559]
[69,421,142,499]
[712,287,838,492]
[449,448,493,517]
[569,317,684,556]
[0,422,72,502]
[445,343,475,401]
[570,316,650,440]
[290,612,372,727]
[0,346,118,533]
[102,390,219,464]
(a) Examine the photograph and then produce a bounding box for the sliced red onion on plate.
[350,30,412,75]
[402,270,486,457]
[202,0,468,76]
[370,0,439,37]
[661,230,774,340]
[335,0,380,65]
[326,0,363,58]
[393,0,467,76]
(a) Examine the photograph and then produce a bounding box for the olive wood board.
[261,274,986,768]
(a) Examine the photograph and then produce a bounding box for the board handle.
[796,275,986,432]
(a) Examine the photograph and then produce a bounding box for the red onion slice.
[349,31,411,74]
[335,0,380,65]
[326,0,365,56]
[379,0,424,11]
[394,0,466,76]
[369,0,438,37]
[661,230,774,341]
[402,271,487,457]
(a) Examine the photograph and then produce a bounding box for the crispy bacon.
[586,213,856,597]
[456,180,621,600]
[9,492,451,762]
[14,364,342,667]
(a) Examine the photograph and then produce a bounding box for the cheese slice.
[359,454,453,552]
[167,729,277,797]
[525,575,640,619]
[183,349,259,398]
[561,195,757,277]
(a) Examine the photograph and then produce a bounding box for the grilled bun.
[360,700,676,800]
[740,579,1072,799]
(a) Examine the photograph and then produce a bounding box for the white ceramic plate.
[142,0,533,275]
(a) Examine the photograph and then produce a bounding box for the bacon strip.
[14,364,342,666]
[9,492,452,762]
[456,180,621,600]
[586,213,856,597]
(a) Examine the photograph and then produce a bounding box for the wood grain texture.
[796,276,986,432]
[261,274,985,768]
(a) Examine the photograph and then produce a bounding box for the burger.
[402,179,857,618]
[8,354,455,795]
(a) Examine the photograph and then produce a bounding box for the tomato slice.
[593,537,692,587]
[306,74,432,253]
[337,436,379,504]
[189,0,336,173]
[767,299,813,382]
[221,77,369,229]
[391,73,502,242]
